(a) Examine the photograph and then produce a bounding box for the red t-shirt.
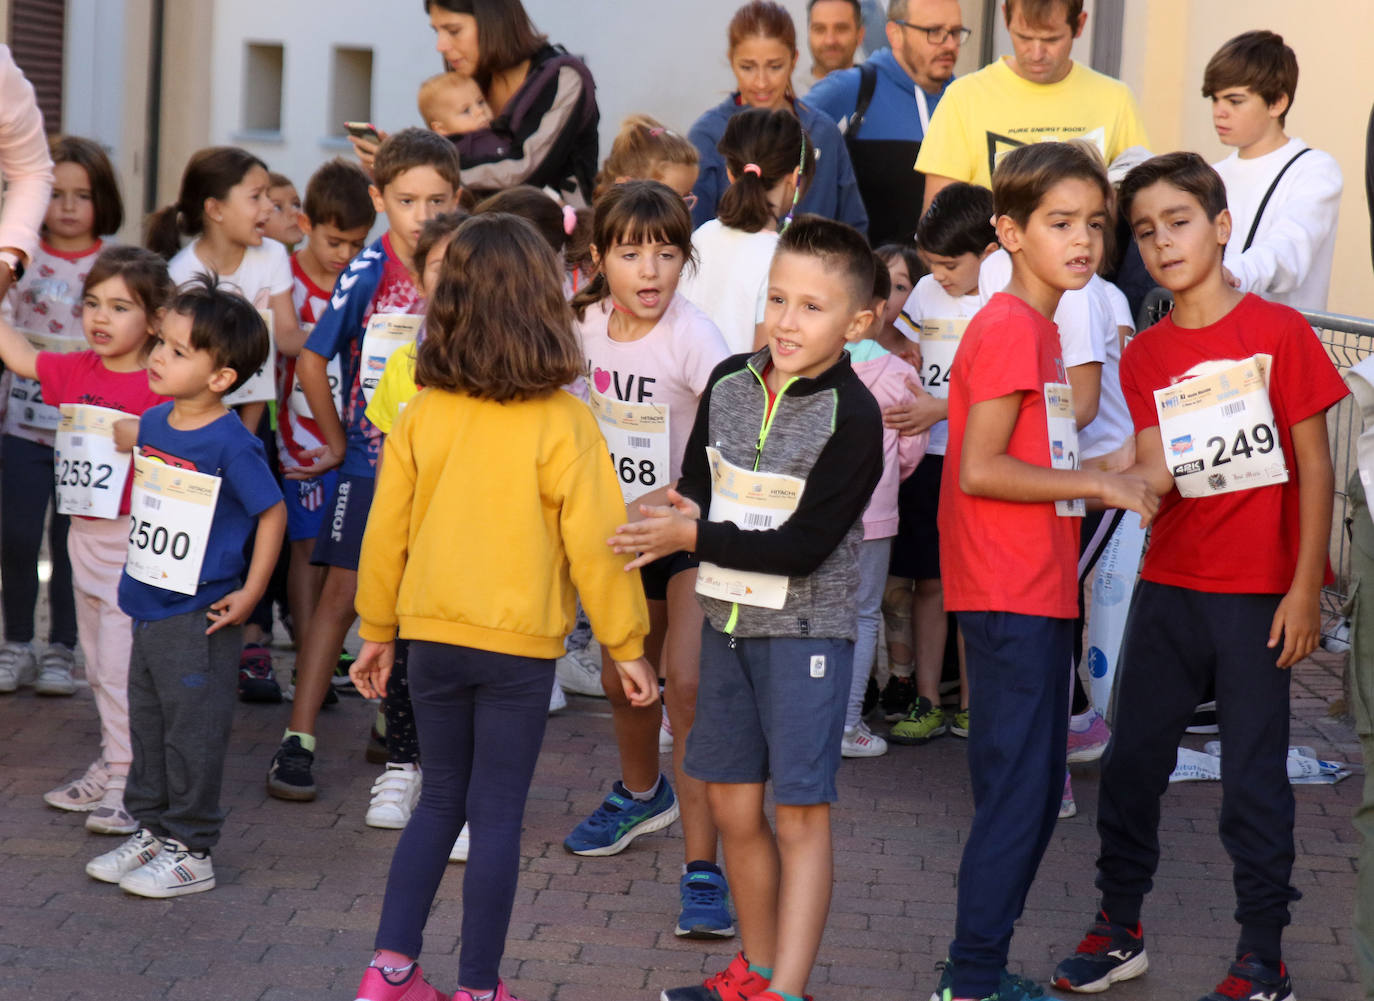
[36,350,169,515]
[1121,293,1348,594]
[939,293,1080,618]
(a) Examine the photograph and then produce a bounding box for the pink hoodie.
[0,47,53,263]
[848,342,927,539]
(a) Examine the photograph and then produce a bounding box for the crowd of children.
[0,12,1355,1001]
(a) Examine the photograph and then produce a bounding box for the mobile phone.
[344,121,381,142]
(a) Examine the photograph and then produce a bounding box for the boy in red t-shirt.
[1052,152,1346,1001]
[933,142,1158,1001]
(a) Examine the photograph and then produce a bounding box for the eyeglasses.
[891,21,972,45]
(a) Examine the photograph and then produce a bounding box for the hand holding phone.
[344,121,381,143]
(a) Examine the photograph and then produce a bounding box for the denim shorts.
[684,623,852,804]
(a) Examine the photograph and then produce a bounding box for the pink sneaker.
[453,981,525,1001]
[1066,708,1111,764]
[354,964,447,1001]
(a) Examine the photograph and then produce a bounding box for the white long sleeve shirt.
[1213,136,1342,313]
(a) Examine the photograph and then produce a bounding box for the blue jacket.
[805,48,950,143]
[687,94,869,236]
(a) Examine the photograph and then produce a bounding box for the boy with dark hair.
[85,275,285,898]
[267,128,460,804]
[883,182,996,742]
[613,214,884,1001]
[254,157,374,706]
[1052,150,1346,1001]
[1202,30,1342,312]
[931,142,1157,1001]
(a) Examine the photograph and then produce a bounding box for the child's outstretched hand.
[613,657,660,707]
[205,588,260,634]
[1269,586,1320,669]
[884,377,945,436]
[286,443,345,480]
[350,640,395,699]
[113,418,139,453]
[609,488,700,571]
[1099,472,1160,528]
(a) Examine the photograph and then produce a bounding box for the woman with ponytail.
[678,107,815,353]
[686,0,866,235]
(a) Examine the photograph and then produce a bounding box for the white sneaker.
[659,705,674,752]
[44,759,110,812]
[841,721,888,758]
[554,642,605,697]
[33,642,76,696]
[449,822,471,862]
[86,780,138,835]
[87,827,163,883]
[118,839,215,898]
[548,677,567,714]
[0,641,36,693]
[365,763,421,829]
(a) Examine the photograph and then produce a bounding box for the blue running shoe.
[675,861,735,938]
[564,776,679,856]
[929,958,1060,1001]
[1052,912,1147,993]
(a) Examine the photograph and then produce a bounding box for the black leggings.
[1,435,76,646]
[373,642,553,990]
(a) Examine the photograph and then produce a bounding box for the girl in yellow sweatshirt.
[349,212,655,1001]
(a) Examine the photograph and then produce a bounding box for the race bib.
[1045,382,1084,517]
[587,382,669,505]
[360,313,423,404]
[695,447,805,609]
[288,327,347,419]
[125,450,221,595]
[223,309,277,405]
[917,317,968,399]
[53,404,132,518]
[9,329,83,432]
[1154,354,1287,498]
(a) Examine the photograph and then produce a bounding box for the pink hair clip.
[648,126,665,137]
[742,163,762,176]
[563,204,578,236]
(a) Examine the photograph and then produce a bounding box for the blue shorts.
[285,470,340,544]
[684,623,852,805]
[310,472,375,570]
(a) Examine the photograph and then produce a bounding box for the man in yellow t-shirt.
[916,0,1148,211]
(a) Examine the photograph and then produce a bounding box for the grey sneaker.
[554,641,605,697]
[86,781,138,835]
[0,641,37,693]
[44,758,110,811]
[34,642,76,696]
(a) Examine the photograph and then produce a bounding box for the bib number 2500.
[128,517,192,561]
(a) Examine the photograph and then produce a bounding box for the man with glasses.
[807,0,967,244]
[917,0,1149,212]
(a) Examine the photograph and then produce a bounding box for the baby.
[418,72,492,135]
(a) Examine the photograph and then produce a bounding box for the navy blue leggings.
[1,434,75,646]
[373,641,553,990]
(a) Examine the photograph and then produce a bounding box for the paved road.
[0,646,1362,1001]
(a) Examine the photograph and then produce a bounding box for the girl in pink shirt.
[0,245,172,835]
[567,180,734,937]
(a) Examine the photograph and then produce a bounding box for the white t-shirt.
[573,294,730,486]
[168,238,292,309]
[1213,136,1342,313]
[678,220,778,355]
[894,274,981,455]
[1104,279,1134,333]
[977,251,1131,460]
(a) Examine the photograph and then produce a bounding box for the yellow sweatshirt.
[355,385,649,661]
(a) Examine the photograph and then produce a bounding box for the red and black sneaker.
[660,952,770,1001]
[1052,911,1148,992]
[1197,955,1294,1001]
[237,644,282,703]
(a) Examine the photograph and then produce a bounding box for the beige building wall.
[1121,0,1373,319]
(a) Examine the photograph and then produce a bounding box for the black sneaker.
[881,674,916,721]
[237,644,282,703]
[861,676,880,718]
[1053,912,1148,992]
[1197,955,1294,1001]
[266,736,317,801]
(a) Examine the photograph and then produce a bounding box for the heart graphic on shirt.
[593,367,612,394]
[38,264,53,277]
[49,319,62,333]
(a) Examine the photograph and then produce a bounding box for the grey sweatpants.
[1346,474,1374,998]
[123,606,242,851]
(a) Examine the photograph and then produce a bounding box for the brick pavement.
[0,646,1363,1001]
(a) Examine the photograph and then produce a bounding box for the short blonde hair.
[417,72,483,125]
